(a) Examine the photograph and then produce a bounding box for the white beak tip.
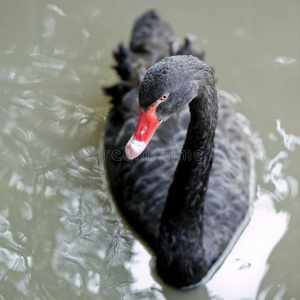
[125,147,134,160]
[125,135,146,159]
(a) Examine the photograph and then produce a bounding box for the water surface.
[0,1,299,299]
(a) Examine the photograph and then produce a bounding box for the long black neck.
[156,81,218,287]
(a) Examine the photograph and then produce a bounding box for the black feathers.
[104,10,251,288]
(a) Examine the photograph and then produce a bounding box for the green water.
[0,1,299,299]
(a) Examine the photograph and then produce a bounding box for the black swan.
[104,10,251,288]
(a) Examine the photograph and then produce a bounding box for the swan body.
[104,10,251,288]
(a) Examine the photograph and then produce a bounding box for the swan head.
[125,55,213,159]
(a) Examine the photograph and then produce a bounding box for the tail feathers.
[130,10,174,59]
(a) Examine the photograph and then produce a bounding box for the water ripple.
[274,56,298,67]
[276,119,300,151]
[46,4,66,17]
[0,1,299,299]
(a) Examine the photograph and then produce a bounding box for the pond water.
[0,1,299,299]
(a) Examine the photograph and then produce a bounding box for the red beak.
[125,103,162,159]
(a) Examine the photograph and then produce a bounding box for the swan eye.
[160,94,169,101]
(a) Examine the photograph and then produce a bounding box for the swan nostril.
[141,127,147,135]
